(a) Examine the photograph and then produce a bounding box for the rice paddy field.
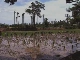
[2,29,80,36]
[0,29,80,60]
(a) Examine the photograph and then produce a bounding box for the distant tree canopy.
[4,0,17,5]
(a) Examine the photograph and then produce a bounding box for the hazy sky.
[0,0,73,24]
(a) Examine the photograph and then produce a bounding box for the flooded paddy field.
[0,31,80,60]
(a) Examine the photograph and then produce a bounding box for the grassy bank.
[1,29,80,36]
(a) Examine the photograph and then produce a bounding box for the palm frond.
[25,9,32,14]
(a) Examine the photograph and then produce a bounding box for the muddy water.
[0,33,80,59]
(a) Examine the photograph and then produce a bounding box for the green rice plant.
[77,37,80,41]
[0,39,2,44]
[52,41,54,48]
[22,40,26,46]
[65,36,69,40]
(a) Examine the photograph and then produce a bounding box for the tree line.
[3,0,80,30]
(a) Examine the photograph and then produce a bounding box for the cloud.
[0,0,73,24]
[41,0,72,20]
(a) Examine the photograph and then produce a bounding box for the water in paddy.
[0,33,80,60]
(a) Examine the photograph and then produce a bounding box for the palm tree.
[25,1,45,27]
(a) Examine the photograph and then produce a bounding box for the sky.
[0,0,73,25]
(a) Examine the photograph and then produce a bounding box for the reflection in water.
[0,33,80,60]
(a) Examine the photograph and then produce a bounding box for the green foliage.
[68,1,80,24]
[43,18,49,27]
[25,1,45,27]
[0,23,9,28]
[4,0,17,5]
[10,24,37,31]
